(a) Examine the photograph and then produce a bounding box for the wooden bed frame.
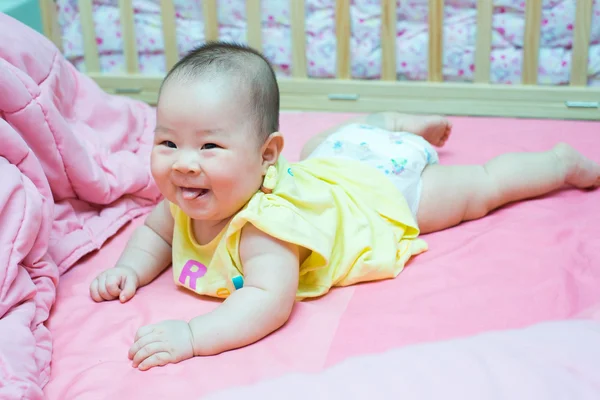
[39,0,600,120]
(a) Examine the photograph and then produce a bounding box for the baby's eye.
[202,143,219,150]
[161,140,177,149]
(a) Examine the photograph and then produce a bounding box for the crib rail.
[159,0,178,70]
[290,0,307,78]
[428,0,444,82]
[202,0,219,41]
[335,0,351,79]
[474,0,492,83]
[571,0,594,86]
[118,0,139,73]
[39,0,63,51]
[380,0,397,81]
[39,0,600,120]
[76,0,100,72]
[522,0,542,85]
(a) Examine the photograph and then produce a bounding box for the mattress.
[56,0,600,85]
[44,112,600,399]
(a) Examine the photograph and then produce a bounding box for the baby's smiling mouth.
[180,187,209,200]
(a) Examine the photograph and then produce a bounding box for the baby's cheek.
[149,161,173,196]
[150,153,163,176]
[150,164,166,185]
[215,174,248,202]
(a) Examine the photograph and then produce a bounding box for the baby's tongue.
[182,188,203,200]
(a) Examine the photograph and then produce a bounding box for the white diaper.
[306,123,439,217]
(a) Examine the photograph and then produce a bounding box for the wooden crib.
[39,0,600,120]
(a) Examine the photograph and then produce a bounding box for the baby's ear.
[261,132,284,166]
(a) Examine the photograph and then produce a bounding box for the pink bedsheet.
[207,317,600,399]
[44,114,600,399]
[0,14,160,399]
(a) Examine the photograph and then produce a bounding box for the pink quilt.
[0,14,161,399]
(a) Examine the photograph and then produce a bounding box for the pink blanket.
[0,14,161,399]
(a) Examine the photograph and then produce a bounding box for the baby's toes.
[440,125,452,144]
[444,123,453,135]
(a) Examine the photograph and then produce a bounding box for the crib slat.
[246,0,262,51]
[40,0,64,51]
[570,0,593,86]
[77,0,101,72]
[474,0,493,83]
[290,0,307,78]
[203,0,219,41]
[118,0,139,73]
[335,0,351,79]
[428,0,444,82]
[159,0,179,71]
[381,0,397,81]
[522,0,542,84]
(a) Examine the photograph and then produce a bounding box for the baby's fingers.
[131,342,164,367]
[138,352,171,371]
[97,275,116,301]
[119,274,137,303]
[89,278,103,302]
[106,275,122,298]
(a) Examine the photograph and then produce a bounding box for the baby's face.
[151,77,266,224]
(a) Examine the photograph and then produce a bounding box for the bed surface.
[44,112,600,399]
[55,0,600,85]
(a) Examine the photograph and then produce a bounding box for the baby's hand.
[89,266,139,303]
[128,320,195,371]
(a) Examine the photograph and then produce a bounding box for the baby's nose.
[173,152,201,174]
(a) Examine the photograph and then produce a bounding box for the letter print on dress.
[178,260,207,290]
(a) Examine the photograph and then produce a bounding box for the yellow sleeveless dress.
[169,155,428,300]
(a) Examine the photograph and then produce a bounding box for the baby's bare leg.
[417,143,600,234]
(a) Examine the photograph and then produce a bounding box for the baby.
[90,42,600,371]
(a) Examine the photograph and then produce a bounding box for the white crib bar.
[474,0,493,83]
[246,0,262,51]
[159,0,179,71]
[335,0,351,79]
[522,0,542,85]
[290,0,307,78]
[203,0,219,42]
[428,0,444,82]
[570,0,593,86]
[117,0,139,73]
[381,0,397,81]
[77,0,100,73]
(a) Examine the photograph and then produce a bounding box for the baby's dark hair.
[161,42,280,140]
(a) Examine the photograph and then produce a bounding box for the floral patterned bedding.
[57,0,600,85]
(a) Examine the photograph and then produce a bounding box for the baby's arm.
[127,223,299,370]
[188,223,299,355]
[112,199,174,286]
[90,199,174,302]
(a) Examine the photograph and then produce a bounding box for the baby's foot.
[553,143,600,189]
[396,115,452,147]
